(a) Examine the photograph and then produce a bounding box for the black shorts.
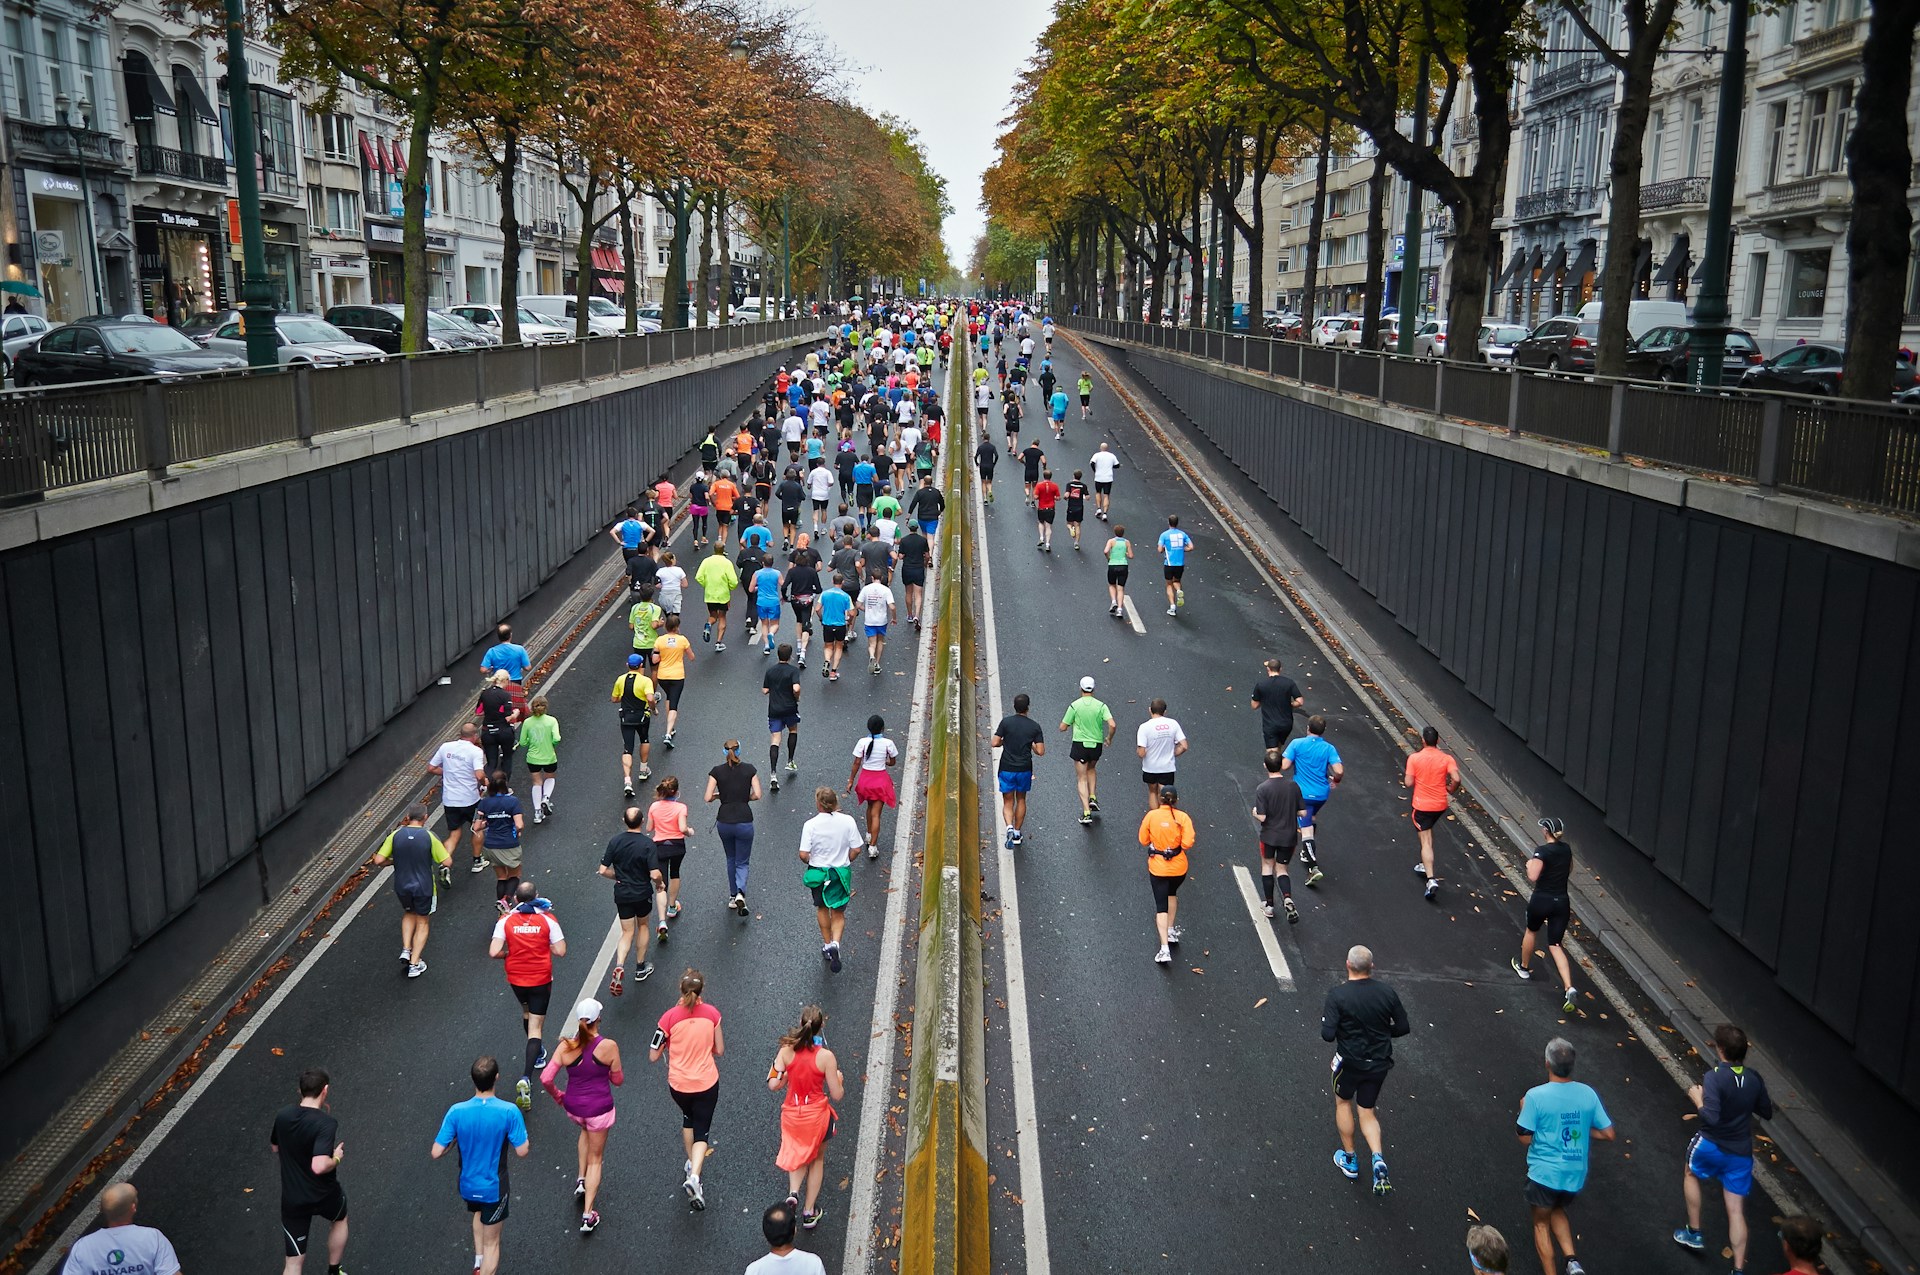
[706,601,729,616]
[790,601,815,628]
[1150,872,1185,912]
[812,498,829,510]
[1163,564,1186,581]
[396,885,436,916]
[1142,770,1176,786]
[281,1190,349,1255]
[1260,839,1296,865]
[510,981,553,1017]
[715,509,735,525]
[1107,566,1129,586]
[659,678,685,709]
[781,506,800,525]
[465,1196,509,1226]
[1525,1180,1581,1211]
[672,1083,720,1142]
[1065,505,1084,524]
[1069,741,1104,765]
[526,755,557,773]
[615,890,654,920]
[901,566,926,587]
[1525,892,1571,945]
[1411,807,1445,831]
[1262,724,1294,751]
[855,484,874,506]
[1334,1066,1387,1109]
[1094,481,1113,495]
[444,805,477,836]
[621,721,651,752]
[823,623,848,643]
[1037,508,1055,523]
[655,846,686,880]
[1080,394,1091,406]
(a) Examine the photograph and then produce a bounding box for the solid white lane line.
[1121,595,1147,635]
[1231,865,1296,991]
[974,421,1054,1275]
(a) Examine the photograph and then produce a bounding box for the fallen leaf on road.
[270,1047,285,1056]
[1253,997,1268,1009]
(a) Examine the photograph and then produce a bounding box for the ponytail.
[723,739,741,767]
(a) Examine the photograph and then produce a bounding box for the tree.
[1841,0,1920,399]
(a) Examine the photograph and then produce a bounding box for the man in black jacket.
[1320,944,1409,1195]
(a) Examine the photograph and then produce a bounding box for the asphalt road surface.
[973,333,1789,1274]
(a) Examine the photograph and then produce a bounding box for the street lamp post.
[223,0,279,369]
[781,190,791,319]
[1687,0,1749,389]
[1395,51,1431,354]
[52,94,106,314]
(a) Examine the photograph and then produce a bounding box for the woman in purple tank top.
[541,997,624,1233]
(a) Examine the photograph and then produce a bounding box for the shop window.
[1786,248,1830,318]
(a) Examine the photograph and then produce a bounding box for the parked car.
[447,303,572,344]
[324,305,488,353]
[520,293,629,336]
[176,310,238,346]
[10,317,246,386]
[1264,313,1302,339]
[204,314,386,366]
[1375,315,1404,351]
[1511,315,1599,374]
[1411,320,1447,358]
[1738,342,1919,397]
[435,309,501,346]
[1,311,53,381]
[1622,325,1763,383]
[1479,322,1530,365]
[1575,299,1689,341]
[1309,315,1353,347]
[1331,318,1366,348]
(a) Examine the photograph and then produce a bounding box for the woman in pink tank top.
[539,998,623,1233]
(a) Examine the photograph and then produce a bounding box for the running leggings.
[1150,873,1186,914]
[716,821,755,895]
[690,510,709,540]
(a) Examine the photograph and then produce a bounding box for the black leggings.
[656,848,686,880]
[691,511,709,539]
[482,729,514,778]
[672,1082,719,1143]
[1150,873,1186,913]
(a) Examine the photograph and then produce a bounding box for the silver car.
[1478,322,1530,365]
[205,313,386,366]
[1,311,53,381]
[448,304,571,344]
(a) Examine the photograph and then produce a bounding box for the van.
[1575,299,1688,340]
[520,293,626,337]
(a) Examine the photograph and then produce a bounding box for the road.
[25,393,939,1274]
[974,333,1791,1273]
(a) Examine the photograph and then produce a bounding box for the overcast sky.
[795,0,1052,269]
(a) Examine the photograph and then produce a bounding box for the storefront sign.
[135,206,223,233]
[28,170,84,200]
[368,223,404,245]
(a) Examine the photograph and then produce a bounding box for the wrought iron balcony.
[1514,186,1594,221]
[135,144,228,186]
[1640,175,1710,211]
[1530,58,1599,102]
[5,118,126,169]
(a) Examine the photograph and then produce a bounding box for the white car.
[520,293,640,337]
[1412,320,1448,358]
[448,304,571,344]
[204,313,386,366]
[1478,322,1530,365]
[1310,316,1355,347]
[1,311,53,382]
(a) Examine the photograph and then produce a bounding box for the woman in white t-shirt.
[798,787,864,971]
[844,714,899,860]
[655,551,687,616]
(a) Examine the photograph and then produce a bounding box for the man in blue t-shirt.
[752,561,784,655]
[432,1056,531,1258]
[851,458,878,521]
[608,505,647,561]
[1156,515,1194,616]
[1281,715,1344,884]
[1049,388,1070,440]
[817,572,854,682]
[480,624,531,684]
[1517,1038,1614,1275]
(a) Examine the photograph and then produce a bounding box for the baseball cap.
[575,998,603,1023]
[628,653,643,668]
[1079,676,1096,692]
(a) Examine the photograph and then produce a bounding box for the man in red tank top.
[489,881,567,1111]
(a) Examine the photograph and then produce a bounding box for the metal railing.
[1062,316,1920,518]
[1641,176,1711,211]
[135,144,228,185]
[0,318,817,505]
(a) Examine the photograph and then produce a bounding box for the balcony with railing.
[5,119,126,170]
[135,144,228,186]
[1640,175,1710,212]
[1751,173,1852,227]
[1529,58,1599,102]
[1793,18,1865,68]
[1451,115,1479,144]
[1514,185,1594,222]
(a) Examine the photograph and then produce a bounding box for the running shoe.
[822,944,834,967]
[1333,1149,1359,1179]
[1563,987,1578,1014]
[1372,1157,1392,1195]
[1284,898,1301,924]
[541,800,554,819]
[1005,827,1017,849]
[637,765,652,781]
[1510,957,1532,981]
[666,901,681,918]
[575,1177,587,1200]
[714,642,726,652]
[786,760,799,772]
[796,656,806,669]
[1263,901,1275,919]
[514,1077,532,1112]
[408,960,427,978]
[609,965,625,997]
[470,857,487,874]
[828,944,842,973]
[785,1193,800,1212]
[1078,810,1093,826]
[1176,587,1185,606]
[1305,867,1325,887]
[829,669,839,682]
[1154,944,1171,964]
[770,777,781,794]
[732,892,746,913]
[658,923,669,944]
[531,807,543,825]
[1672,1227,1704,1252]
[1167,925,1184,944]
[437,863,452,887]
[634,961,654,981]
[822,665,831,679]
[1166,605,1177,616]
[1413,862,1428,876]
[801,1206,825,1230]
[580,1210,600,1233]
[868,841,879,860]
[703,621,713,642]
[1009,828,1023,846]
[1564,1262,1585,1275]
[623,781,636,798]
[495,896,513,916]
[663,732,676,748]
[1073,541,1081,551]
[1424,880,1439,901]
[870,661,881,674]
[684,1175,705,1209]
[400,947,411,963]
[534,1047,547,1070]
[1087,797,1099,813]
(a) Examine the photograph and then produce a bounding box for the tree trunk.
[1246,168,1266,324]
[695,191,714,328]
[1438,18,1516,362]
[715,191,732,325]
[1149,221,1171,323]
[1102,223,1118,319]
[570,173,599,341]
[1841,0,1920,400]
[496,132,522,345]
[1189,182,1206,328]
[1301,114,1333,333]
[619,194,638,333]
[1361,156,1391,348]
[401,101,437,353]
[662,186,688,330]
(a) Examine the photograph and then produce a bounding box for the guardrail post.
[1507,368,1523,437]
[138,381,171,476]
[532,342,543,391]
[293,364,315,444]
[1606,381,1626,458]
[1332,352,1343,395]
[1756,397,1785,489]
[397,357,414,425]
[1266,338,1275,377]
[578,340,589,383]
[1433,358,1445,415]
[670,330,680,363]
[1377,355,1388,403]
[474,345,487,409]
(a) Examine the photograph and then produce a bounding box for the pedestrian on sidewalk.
[799,787,863,971]
[431,1057,529,1275]
[1511,817,1578,1013]
[992,694,1047,848]
[489,882,566,1112]
[647,777,692,942]
[518,697,560,824]
[1673,1024,1774,1274]
[1135,698,1188,811]
[472,771,526,912]
[599,806,663,995]
[652,969,724,1211]
[846,715,899,860]
[1517,1038,1615,1275]
[539,999,623,1234]
[428,722,488,877]
[1404,726,1461,901]
[372,805,449,978]
[1138,785,1195,965]
[1321,944,1409,1195]
[1281,715,1342,885]
[1060,676,1117,824]
[1102,525,1134,619]
[769,1006,845,1232]
[272,1068,348,1275]
[63,1183,180,1275]
[1252,748,1305,924]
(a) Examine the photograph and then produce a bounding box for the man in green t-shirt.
[629,586,663,659]
[1058,675,1117,825]
[694,542,741,651]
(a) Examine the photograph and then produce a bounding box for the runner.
[1133,698,1188,811]
[538,1000,622,1234]
[1078,370,1094,421]
[1138,785,1195,965]
[695,542,739,653]
[57,1185,179,1275]
[776,467,806,551]
[599,806,663,994]
[646,777,692,942]
[857,571,896,675]
[1059,676,1117,826]
[783,550,820,670]
[1404,726,1462,901]
[609,504,647,564]
[769,1006,845,1231]
[517,696,560,824]
[1517,1038,1614,1275]
[974,378,995,435]
[907,473,945,537]
[974,432,999,504]
[480,622,531,685]
[798,787,862,970]
[651,616,693,748]
[472,771,526,912]
[1157,514,1193,615]
[272,1068,348,1275]
[656,551,687,619]
[1673,1024,1773,1273]
[1510,817,1578,1013]
[705,741,762,914]
[818,572,854,683]
[1250,656,1304,751]
[710,469,739,550]
[1033,468,1060,551]
[1281,715,1343,885]
[806,461,836,539]
[372,805,450,978]
[430,1057,530,1275]
[991,694,1046,847]
[751,553,785,657]
[1048,383,1070,441]
[852,453,878,524]
[763,644,803,790]
[429,723,489,876]
[1102,524,1134,619]
[489,881,566,1112]
[1322,944,1409,1195]
[1063,470,1090,549]
[1089,442,1119,520]
[1251,748,1306,923]
[846,714,899,860]
[653,968,724,1211]
[1775,1217,1824,1275]
[1003,388,1023,456]
[476,670,520,783]
[1020,439,1047,505]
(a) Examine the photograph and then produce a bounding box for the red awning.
[387,138,406,178]
[599,274,625,295]
[359,131,382,174]
[591,245,623,275]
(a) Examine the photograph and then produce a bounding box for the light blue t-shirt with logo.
[1518,1080,1611,1192]
[435,1094,529,1203]
[1157,528,1193,567]
[62,1224,181,1275]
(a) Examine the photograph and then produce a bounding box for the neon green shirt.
[695,554,740,603]
[629,601,662,651]
[1061,695,1114,746]
[518,713,561,766]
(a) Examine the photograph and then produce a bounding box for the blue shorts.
[1052,412,1066,423]
[1299,798,1327,827]
[757,604,780,620]
[919,519,939,535]
[997,770,1033,794]
[1686,1134,1753,1196]
[865,623,888,638]
[769,715,800,734]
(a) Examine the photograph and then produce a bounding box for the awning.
[359,131,383,175]
[122,51,176,122]
[1495,250,1525,291]
[1652,232,1690,286]
[590,244,623,275]
[1569,238,1598,281]
[599,274,626,295]
[382,139,403,178]
[1527,243,1545,282]
[171,66,219,127]
[1632,240,1652,284]
[1544,243,1568,282]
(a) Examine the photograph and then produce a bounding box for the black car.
[10,318,246,386]
[325,304,488,353]
[1622,325,1763,383]
[1510,315,1599,374]
[1739,342,1919,397]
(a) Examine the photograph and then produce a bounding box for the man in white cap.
[1058,676,1116,826]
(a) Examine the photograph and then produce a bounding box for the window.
[1785,248,1830,317]
[327,189,361,234]
[251,87,298,199]
[41,26,64,117]
[655,245,670,269]
[1828,83,1854,173]
[77,31,102,127]
[316,112,353,160]
[1568,113,1584,186]
[6,17,33,121]
[1765,103,1788,185]
[173,68,199,154]
[1543,121,1559,188]
[1747,252,1770,317]
[1685,99,1705,178]
[1805,89,1832,175]
[1778,1,1798,42]
[1646,110,1665,183]
[308,183,326,230]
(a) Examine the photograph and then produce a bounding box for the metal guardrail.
[1063,316,1920,518]
[0,318,818,506]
